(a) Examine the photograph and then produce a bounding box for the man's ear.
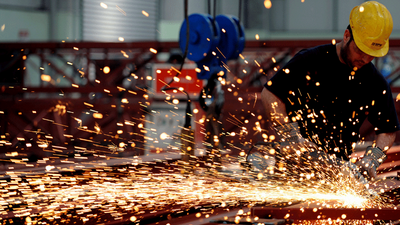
[343,29,351,44]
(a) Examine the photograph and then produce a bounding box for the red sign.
[153,64,203,98]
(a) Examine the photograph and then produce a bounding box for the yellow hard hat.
[349,1,393,57]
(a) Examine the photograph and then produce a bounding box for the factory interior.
[2,0,400,224]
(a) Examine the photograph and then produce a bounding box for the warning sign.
[153,64,204,98]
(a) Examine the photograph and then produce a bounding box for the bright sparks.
[0,164,377,224]
[116,5,126,16]
[41,74,51,82]
[103,66,110,74]
[100,2,108,8]
[150,48,157,54]
[264,0,272,9]
[160,132,169,140]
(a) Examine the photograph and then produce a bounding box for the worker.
[261,1,399,180]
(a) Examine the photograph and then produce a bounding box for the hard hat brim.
[352,31,389,57]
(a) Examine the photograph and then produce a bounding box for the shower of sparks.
[0,152,392,224]
[1,91,394,223]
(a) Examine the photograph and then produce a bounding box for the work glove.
[341,160,379,197]
[274,122,318,155]
[341,161,368,184]
[356,146,387,180]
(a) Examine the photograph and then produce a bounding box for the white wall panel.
[0,9,48,41]
[337,0,362,31]
[286,0,333,31]
[218,0,241,17]
[83,0,158,42]
[0,0,43,9]
[160,0,207,21]
[378,0,400,31]
[269,0,285,32]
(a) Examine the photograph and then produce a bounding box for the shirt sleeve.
[264,49,314,112]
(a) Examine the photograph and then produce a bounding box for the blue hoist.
[179,14,245,80]
[178,12,245,169]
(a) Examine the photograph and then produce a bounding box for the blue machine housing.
[179,14,221,63]
[215,15,245,60]
[179,13,245,80]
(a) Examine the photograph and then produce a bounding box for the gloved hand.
[341,161,379,197]
[274,122,318,155]
[341,161,368,185]
[356,146,387,180]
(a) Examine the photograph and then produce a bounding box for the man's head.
[340,25,375,70]
[340,1,393,70]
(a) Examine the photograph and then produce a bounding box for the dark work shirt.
[265,44,400,159]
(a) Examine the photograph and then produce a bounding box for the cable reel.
[177,8,246,164]
[179,13,245,80]
[214,15,245,60]
[179,14,221,63]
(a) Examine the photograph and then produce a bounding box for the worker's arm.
[357,131,397,179]
[261,87,317,152]
[261,87,288,126]
[376,131,396,152]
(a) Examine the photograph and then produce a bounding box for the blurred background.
[1,0,400,43]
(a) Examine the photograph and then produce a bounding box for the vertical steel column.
[49,0,57,41]
[332,0,338,33]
